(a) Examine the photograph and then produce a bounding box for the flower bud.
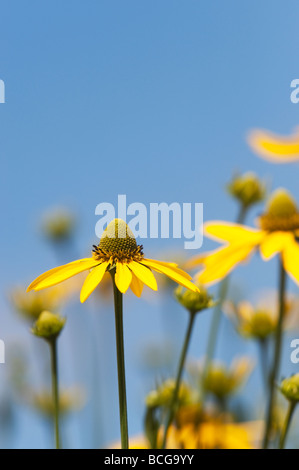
[227,172,266,208]
[280,374,299,402]
[174,284,214,315]
[32,311,66,340]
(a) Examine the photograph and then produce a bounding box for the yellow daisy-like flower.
[187,189,299,286]
[248,127,299,163]
[27,219,199,302]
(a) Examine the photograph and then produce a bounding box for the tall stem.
[258,339,269,393]
[49,338,60,449]
[279,401,296,449]
[111,270,129,449]
[201,204,247,398]
[263,258,286,448]
[161,311,196,449]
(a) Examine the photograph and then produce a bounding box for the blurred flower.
[227,172,266,209]
[280,374,299,402]
[187,188,299,286]
[10,285,67,322]
[31,386,85,417]
[27,219,199,302]
[41,207,76,243]
[146,379,192,410]
[174,283,215,315]
[248,127,299,163]
[31,311,66,340]
[190,357,254,400]
[224,292,299,340]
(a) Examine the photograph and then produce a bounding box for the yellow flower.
[27,219,199,302]
[31,386,85,417]
[227,172,266,208]
[10,285,67,322]
[248,127,299,163]
[280,374,299,402]
[146,379,192,409]
[188,189,299,286]
[224,293,299,340]
[41,207,76,242]
[199,357,254,400]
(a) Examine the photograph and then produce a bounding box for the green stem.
[111,270,129,449]
[161,311,196,449]
[258,339,269,393]
[279,401,297,449]
[49,338,60,449]
[201,204,247,399]
[263,258,286,449]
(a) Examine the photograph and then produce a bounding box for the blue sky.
[1,1,299,447]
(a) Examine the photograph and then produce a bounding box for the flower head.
[174,283,215,315]
[31,386,85,417]
[10,286,66,322]
[41,207,76,243]
[227,172,266,209]
[279,374,299,402]
[224,293,299,340]
[31,311,66,340]
[28,219,199,302]
[248,127,299,163]
[145,379,192,409]
[187,189,299,286]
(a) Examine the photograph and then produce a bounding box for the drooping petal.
[129,261,158,291]
[204,222,264,244]
[115,262,132,294]
[143,258,192,279]
[282,236,299,285]
[27,258,100,292]
[260,231,293,260]
[248,128,299,163]
[80,261,109,303]
[197,243,257,285]
[130,272,144,297]
[142,259,199,292]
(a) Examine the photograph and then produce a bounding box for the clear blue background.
[1,0,299,448]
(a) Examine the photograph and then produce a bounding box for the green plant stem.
[258,338,269,393]
[263,258,286,449]
[49,338,60,449]
[279,401,297,449]
[161,311,196,449]
[201,203,247,399]
[111,270,129,449]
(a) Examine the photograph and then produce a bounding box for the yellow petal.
[248,128,299,162]
[143,258,192,280]
[115,262,132,294]
[260,231,293,260]
[129,261,158,291]
[142,259,199,292]
[282,236,299,285]
[204,222,264,244]
[197,243,256,285]
[80,262,109,303]
[27,258,100,292]
[130,272,144,297]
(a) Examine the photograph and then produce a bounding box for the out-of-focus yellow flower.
[224,293,299,340]
[41,207,76,243]
[31,386,85,417]
[248,127,299,163]
[190,357,254,400]
[10,285,68,322]
[172,419,263,449]
[146,379,192,409]
[227,172,266,208]
[187,189,299,286]
[28,219,199,302]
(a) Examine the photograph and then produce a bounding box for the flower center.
[92,218,144,264]
[258,189,299,231]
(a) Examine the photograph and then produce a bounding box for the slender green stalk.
[263,258,286,449]
[201,204,247,399]
[49,338,60,449]
[279,401,297,449]
[161,311,196,449]
[111,270,129,449]
[258,339,269,393]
